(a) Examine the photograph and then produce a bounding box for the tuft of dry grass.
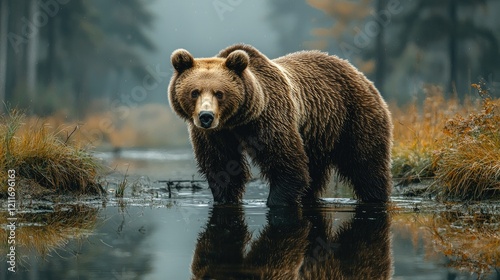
[392,84,500,201]
[0,110,103,197]
[432,85,500,200]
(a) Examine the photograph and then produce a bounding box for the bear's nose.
[199,111,214,128]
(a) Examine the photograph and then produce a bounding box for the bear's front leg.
[190,127,250,204]
[253,129,311,206]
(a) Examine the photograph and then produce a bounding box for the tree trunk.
[375,0,387,95]
[0,0,9,113]
[73,59,89,118]
[448,0,457,98]
[26,0,39,113]
[9,1,27,103]
[45,16,56,87]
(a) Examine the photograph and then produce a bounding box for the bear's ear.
[171,49,194,73]
[225,50,249,74]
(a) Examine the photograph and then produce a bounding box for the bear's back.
[270,50,388,148]
[273,50,382,104]
[273,51,366,88]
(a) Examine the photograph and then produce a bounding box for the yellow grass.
[0,110,103,196]
[391,84,500,200]
[15,104,188,149]
[433,87,500,200]
[391,86,465,184]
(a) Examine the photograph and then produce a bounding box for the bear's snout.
[199,111,215,128]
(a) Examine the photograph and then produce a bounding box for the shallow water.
[1,149,499,279]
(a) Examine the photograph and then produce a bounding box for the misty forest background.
[0,0,499,148]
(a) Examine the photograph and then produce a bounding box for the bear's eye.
[191,90,200,99]
[215,91,224,100]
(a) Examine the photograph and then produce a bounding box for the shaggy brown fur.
[168,44,392,206]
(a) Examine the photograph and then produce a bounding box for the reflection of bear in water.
[191,205,392,279]
[168,44,393,206]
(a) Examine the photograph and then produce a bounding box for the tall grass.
[392,84,500,200]
[391,85,462,185]
[432,85,500,200]
[0,110,103,196]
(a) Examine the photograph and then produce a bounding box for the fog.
[1,0,499,148]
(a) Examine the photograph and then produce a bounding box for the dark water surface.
[1,149,499,279]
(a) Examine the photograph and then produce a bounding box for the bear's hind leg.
[334,136,392,203]
[301,159,333,204]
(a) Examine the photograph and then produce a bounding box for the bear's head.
[168,48,264,130]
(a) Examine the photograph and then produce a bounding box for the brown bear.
[168,44,392,206]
